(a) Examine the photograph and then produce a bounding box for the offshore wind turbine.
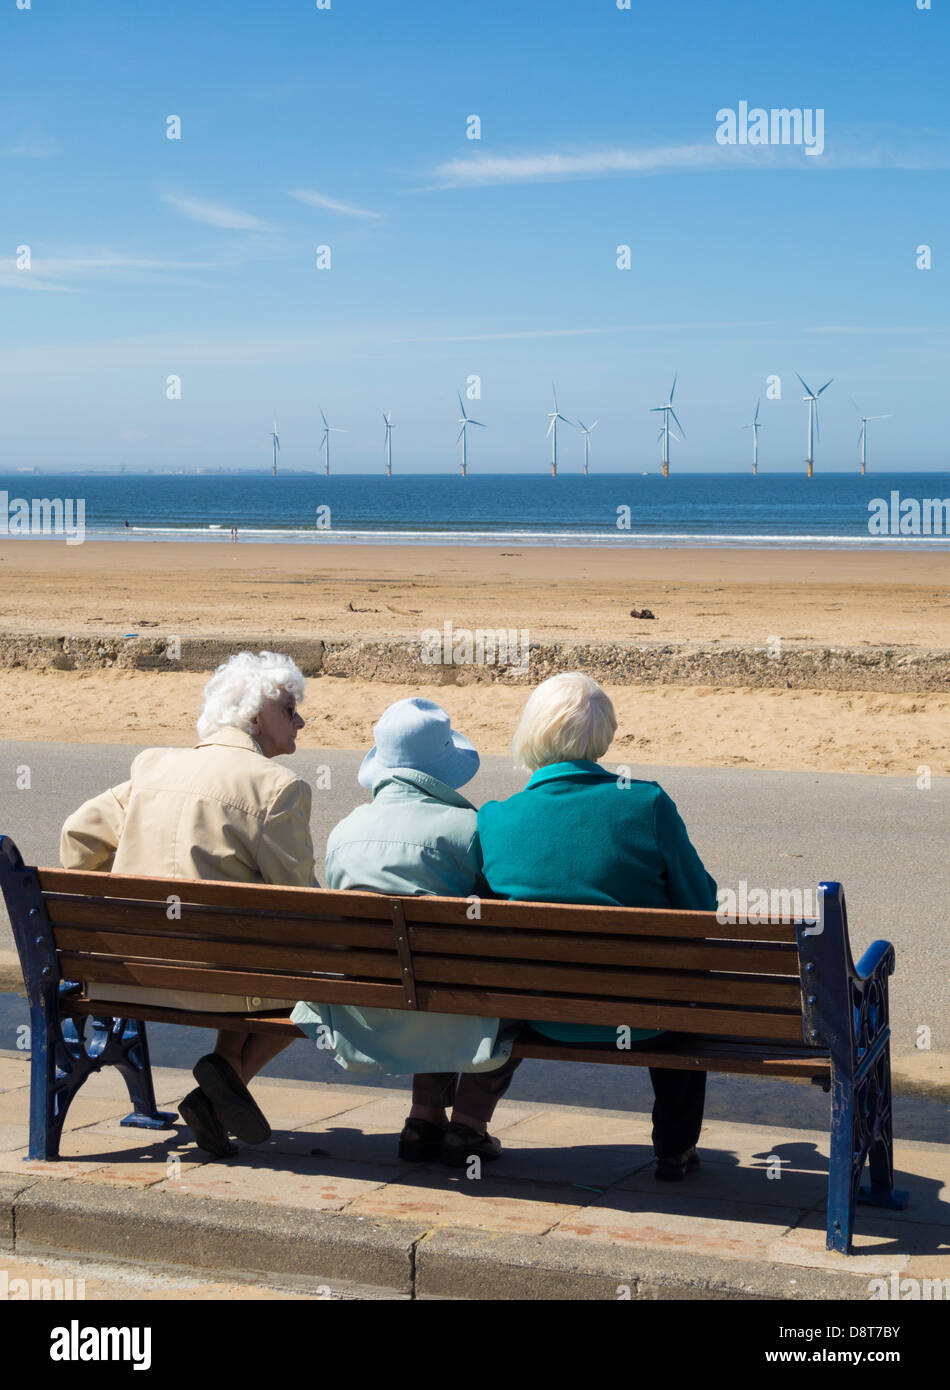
[796,373,833,477]
[852,399,893,475]
[270,418,280,478]
[577,418,598,475]
[742,399,762,475]
[651,375,684,477]
[456,393,485,477]
[546,382,574,477]
[383,412,394,476]
[319,408,346,477]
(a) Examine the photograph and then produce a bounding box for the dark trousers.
[412,1054,522,1127]
[649,1064,707,1158]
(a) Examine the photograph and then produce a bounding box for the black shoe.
[193,1054,270,1145]
[397,1117,447,1163]
[179,1088,239,1159]
[654,1146,700,1182]
[441,1121,503,1168]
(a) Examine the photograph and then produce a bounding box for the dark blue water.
[2,472,949,548]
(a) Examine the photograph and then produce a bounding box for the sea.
[2,471,949,549]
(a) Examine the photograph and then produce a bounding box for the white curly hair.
[196,650,307,741]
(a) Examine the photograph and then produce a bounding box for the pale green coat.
[292,769,515,1076]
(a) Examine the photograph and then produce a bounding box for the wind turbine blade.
[457,392,467,418]
[650,406,664,414]
[795,372,813,397]
[669,373,677,402]
[320,410,329,428]
[577,418,587,432]
[669,409,685,437]
[546,418,555,437]
[817,379,833,395]
[589,420,598,431]
[471,419,486,428]
[754,399,760,424]
[456,426,465,443]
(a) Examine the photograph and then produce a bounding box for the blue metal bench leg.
[857,1049,909,1215]
[88,1016,177,1132]
[826,1073,859,1254]
[28,990,98,1161]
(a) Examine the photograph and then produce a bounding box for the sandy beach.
[2,541,949,648]
[0,541,947,775]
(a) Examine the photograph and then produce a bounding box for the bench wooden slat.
[37,869,802,942]
[56,954,404,1006]
[54,929,402,980]
[510,1039,829,1080]
[45,897,395,947]
[407,928,799,975]
[410,956,803,1007]
[401,895,801,942]
[413,985,806,1041]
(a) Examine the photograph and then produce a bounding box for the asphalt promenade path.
[0,744,947,1142]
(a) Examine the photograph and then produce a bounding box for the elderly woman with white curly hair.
[60,650,314,1158]
[478,672,719,1183]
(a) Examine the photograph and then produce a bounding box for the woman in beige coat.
[60,650,314,1157]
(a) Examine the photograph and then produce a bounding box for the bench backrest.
[27,867,816,1045]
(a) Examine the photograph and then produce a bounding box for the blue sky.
[1,0,948,473]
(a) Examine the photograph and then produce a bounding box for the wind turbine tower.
[546,382,574,477]
[383,412,394,476]
[796,373,833,478]
[270,419,280,478]
[320,408,346,477]
[743,399,762,476]
[651,375,684,477]
[852,400,893,476]
[578,418,598,475]
[456,393,485,477]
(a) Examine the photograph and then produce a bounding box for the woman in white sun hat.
[293,697,521,1168]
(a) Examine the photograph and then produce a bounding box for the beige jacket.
[60,726,316,1012]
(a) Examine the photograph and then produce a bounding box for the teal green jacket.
[292,769,514,1076]
[478,761,718,1043]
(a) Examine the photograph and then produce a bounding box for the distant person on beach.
[60,651,314,1159]
[478,672,718,1182]
[230,526,237,543]
[294,698,521,1167]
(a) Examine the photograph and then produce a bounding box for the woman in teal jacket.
[478,672,718,1181]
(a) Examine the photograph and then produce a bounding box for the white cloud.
[0,251,229,293]
[425,137,950,189]
[160,191,274,232]
[289,189,382,220]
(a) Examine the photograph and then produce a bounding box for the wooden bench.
[0,833,907,1254]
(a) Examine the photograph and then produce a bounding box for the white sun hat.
[357,697,480,790]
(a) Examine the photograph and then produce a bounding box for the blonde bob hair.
[511,673,617,772]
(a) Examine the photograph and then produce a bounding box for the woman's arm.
[654,788,718,911]
[258,778,319,887]
[60,780,132,871]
